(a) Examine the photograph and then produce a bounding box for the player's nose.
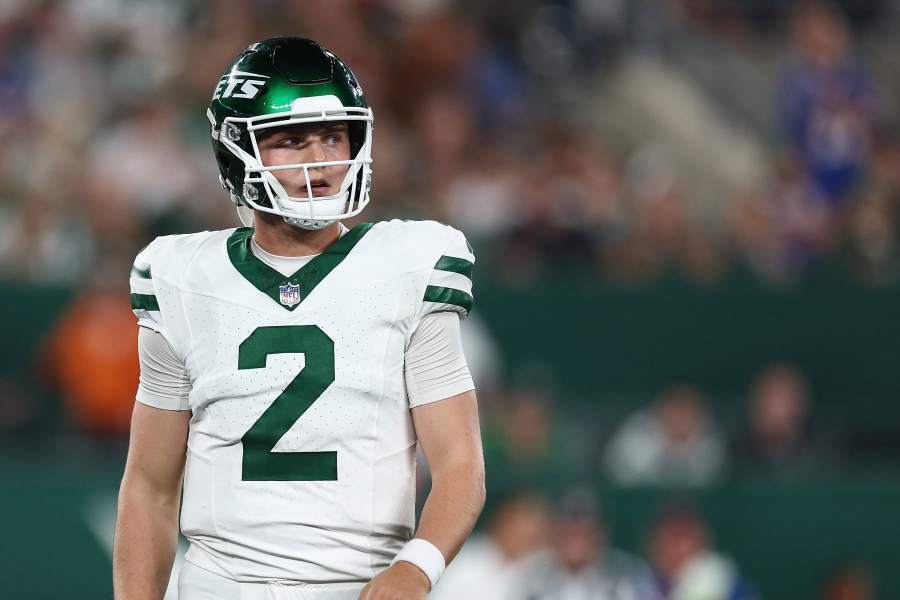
[306,139,327,164]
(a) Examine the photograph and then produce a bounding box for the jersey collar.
[227,223,373,311]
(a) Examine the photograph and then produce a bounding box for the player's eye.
[325,134,342,145]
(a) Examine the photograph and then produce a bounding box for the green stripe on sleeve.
[131,264,152,279]
[424,285,473,313]
[130,293,159,311]
[434,255,473,279]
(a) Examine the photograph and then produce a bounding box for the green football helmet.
[207,37,373,229]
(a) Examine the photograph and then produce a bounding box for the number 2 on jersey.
[238,325,337,481]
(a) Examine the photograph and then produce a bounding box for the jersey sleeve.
[130,238,193,410]
[405,312,475,408]
[419,226,475,320]
[136,327,191,411]
[129,241,166,334]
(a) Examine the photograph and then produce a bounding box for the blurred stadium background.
[2,0,899,598]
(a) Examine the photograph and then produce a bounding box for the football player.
[113,37,485,600]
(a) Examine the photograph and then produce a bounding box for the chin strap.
[237,204,333,230]
[283,215,335,230]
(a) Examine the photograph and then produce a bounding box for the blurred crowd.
[433,488,755,600]
[442,358,880,600]
[431,485,875,600]
[480,362,844,490]
[0,0,899,287]
[436,357,883,599]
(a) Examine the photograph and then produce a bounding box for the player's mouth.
[307,179,332,197]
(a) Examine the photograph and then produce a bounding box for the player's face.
[257,122,352,198]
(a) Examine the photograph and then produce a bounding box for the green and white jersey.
[129,219,474,584]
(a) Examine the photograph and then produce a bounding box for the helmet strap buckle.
[224,123,242,141]
[243,183,259,202]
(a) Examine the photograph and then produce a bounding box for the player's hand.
[358,561,430,600]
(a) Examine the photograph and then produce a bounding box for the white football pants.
[178,560,366,600]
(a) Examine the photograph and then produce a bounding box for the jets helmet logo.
[213,70,269,101]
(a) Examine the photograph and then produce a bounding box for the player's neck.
[251,212,343,257]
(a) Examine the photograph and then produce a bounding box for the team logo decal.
[279,282,301,307]
[212,70,269,100]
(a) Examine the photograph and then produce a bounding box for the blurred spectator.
[88,99,200,222]
[729,158,836,283]
[844,129,900,284]
[778,2,880,205]
[516,487,656,600]
[609,186,725,284]
[730,363,837,476]
[439,142,521,241]
[431,491,550,600]
[482,385,570,490]
[0,189,93,284]
[410,90,478,194]
[43,286,139,435]
[604,386,727,487]
[821,562,875,600]
[648,506,755,600]
[493,125,620,284]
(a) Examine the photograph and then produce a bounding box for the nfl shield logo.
[279,282,301,307]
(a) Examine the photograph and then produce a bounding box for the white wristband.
[390,538,446,590]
